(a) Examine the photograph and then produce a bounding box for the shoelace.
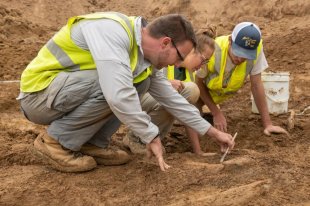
[62,146,85,158]
[72,151,85,158]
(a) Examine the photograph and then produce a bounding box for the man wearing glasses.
[124,29,216,156]
[18,12,234,172]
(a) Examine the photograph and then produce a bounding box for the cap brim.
[231,41,257,60]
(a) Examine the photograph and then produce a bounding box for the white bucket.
[251,72,290,114]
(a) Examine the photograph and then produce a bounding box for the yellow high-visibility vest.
[21,12,152,92]
[205,35,262,104]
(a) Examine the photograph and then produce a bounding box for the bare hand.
[213,111,227,132]
[206,127,235,153]
[264,125,289,136]
[170,80,184,93]
[146,137,171,171]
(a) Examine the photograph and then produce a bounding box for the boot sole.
[94,156,131,166]
[32,142,97,173]
[81,149,131,166]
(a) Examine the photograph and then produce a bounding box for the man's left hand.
[170,80,184,93]
[264,125,289,136]
[146,137,171,171]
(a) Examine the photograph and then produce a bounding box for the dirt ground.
[0,0,309,205]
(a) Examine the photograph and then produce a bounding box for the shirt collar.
[134,17,151,67]
[134,17,145,54]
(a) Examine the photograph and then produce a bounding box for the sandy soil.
[0,0,309,205]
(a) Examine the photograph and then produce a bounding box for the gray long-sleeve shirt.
[71,16,211,143]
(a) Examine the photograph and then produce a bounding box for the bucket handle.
[265,93,288,103]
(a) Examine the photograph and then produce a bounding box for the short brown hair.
[147,14,197,48]
[195,25,217,53]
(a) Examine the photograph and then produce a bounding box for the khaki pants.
[20,70,150,151]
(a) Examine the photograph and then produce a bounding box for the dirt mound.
[0,4,51,80]
[148,0,310,33]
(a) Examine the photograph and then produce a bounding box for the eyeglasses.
[164,33,185,61]
[170,38,185,61]
[200,53,209,65]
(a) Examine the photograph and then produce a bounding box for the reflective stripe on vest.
[21,12,151,92]
[165,65,194,82]
[205,35,262,104]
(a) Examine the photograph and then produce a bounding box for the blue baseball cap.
[231,22,261,60]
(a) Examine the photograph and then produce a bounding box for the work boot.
[80,144,131,166]
[33,132,97,172]
[122,131,146,155]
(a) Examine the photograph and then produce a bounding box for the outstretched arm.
[196,76,227,132]
[250,74,288,136]
[186,125,235,154]
[185,126,203,155]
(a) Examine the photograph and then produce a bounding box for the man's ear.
[228,36,232,45]
[161,37,171,49]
